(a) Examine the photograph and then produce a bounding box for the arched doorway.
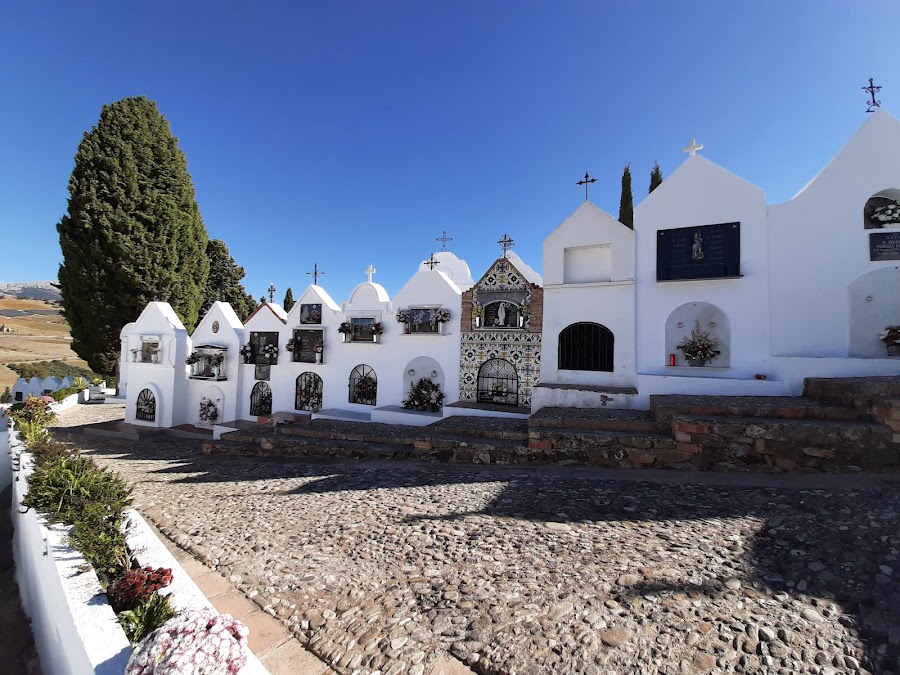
[250,381,272,417]
[135,388,156,422]
[477,358,518,406]
[558,322,614,371]
[349,364,377,405]
[295,373,324,412]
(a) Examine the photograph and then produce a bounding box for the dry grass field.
[0,297,89,391]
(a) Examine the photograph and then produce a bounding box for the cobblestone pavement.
[53,405,900,674]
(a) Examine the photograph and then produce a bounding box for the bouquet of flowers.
[371,322,384,335]
[199,397,218,423]
[403,377,444,412]
[432,308,451,324]
[209,353,224,367]
[185,352,201,366]
[260,344,279,360]
[879,325,900,345]
[338,322,353,335]
[396,308,411,324]
[676,321,721,363]
[239,344,254,363]
[284,338,295,352]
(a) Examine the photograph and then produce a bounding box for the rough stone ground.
[53,405,900,675]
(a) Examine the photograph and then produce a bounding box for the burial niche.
[864,189,900,229]
[477,358,519,406]
[349,364,377,405]
[848,266,900,357]
[295,372,324,412]
[135,388,156,422]
[664,302,731,367]
[558,322,614,372]
[249,381,272,417]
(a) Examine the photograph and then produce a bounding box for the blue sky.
[1,1,896,305]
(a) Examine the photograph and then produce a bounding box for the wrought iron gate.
[250,381,272,416]
[476,358,519,406]
[135,388,156,421]
[348,364,377,405]
[295,373,323,412]
[558,322,614,372]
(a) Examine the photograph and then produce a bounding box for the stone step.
[650,395,868,424]
[671,414,899,471]
[426,415,529,441]
[532,427,676,450]
[213,431,416,460]
[529,407,659,433]
[803,376,900,409]
[278,418,422,446]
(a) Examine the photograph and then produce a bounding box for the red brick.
[414,440,433,451]
[529,439,552,451]
[675,442,701,455]
[201,442,213,454]
[673,421,709,435]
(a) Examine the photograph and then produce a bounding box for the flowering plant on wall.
[403,377,444,412]
[471,303,483,317]
[371,322,384,335]
[878,326,900,345]
[338,322,353,335]
[209,353,224,367]
[396,308,411,323]
[199,397,218,423]
[260,344,278,361]
[126,608,249,675]
[432,308,451,324]
[676,321,721,365]
[284,338,295,352]
[239,344,253,363]
[185,352,201,366]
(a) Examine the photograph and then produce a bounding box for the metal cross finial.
[364,265,376,283]
[576,171,597,201]
[424,253,439,270]
[436,230,453,251]
[863,77,882,113]
[497,233,515,257]
[683,138,704,156]
[306,263,325,285]
[267,283,276,303]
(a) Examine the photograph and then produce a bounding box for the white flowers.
[126,609,249,675]
[872,202,900,223]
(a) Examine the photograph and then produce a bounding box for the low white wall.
[49,392,81,414]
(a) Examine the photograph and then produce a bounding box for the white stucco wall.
[769,110,900,358]
[237,303,288,420]
[186,302,245,425]
[634,155,772,381]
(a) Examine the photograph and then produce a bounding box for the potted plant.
[879,325,900,356]
[676,321,721,367]
[472,302,483,329]
[209,353,225,377]
[239,344,254,363]
[371,322,384,343]
[338,322,353,343]
[130,348,139,363]
[402,377,444,412]
[313,343,323,364]
[396,308,411,331]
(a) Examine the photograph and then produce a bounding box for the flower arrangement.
[107,566,173,613]
[199,397,218,423]
[872,202,900,224]
[403,377,444,412]
[284,338,295,352]
[185,352,201,366]
[676,321,721,364]
[260,343,278,361]
[338,322,353,335]
[472,303,483,317]
[125,609,249,675]
[878,326,900,345]
[239,344,254,363]
[432,308,451,324]
[396,308,411,324]
[371,322,384,335]
[295,387,322,412]
[209,353,224,367]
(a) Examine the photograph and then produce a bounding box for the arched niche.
[849,266,900,357]
[349,364,377,406]
[664,302,731,367]
[402,357,444,402]
[864,189,900,230]
[558,322,614,372]
[250,381,272,417]
[198,385,224,425]
[295,372,324,412]
[133,382,162,426]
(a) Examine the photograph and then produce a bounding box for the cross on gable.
[267,283,276,303]
[862,77,882,113]
[436,230,453,251]
[307,263,325,285]
[365,265,376,283]
[423,254,439,270]
[576,171,597,201]
[497,234,515,257]
[683,138,704,156]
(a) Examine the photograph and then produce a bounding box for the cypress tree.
[57,96,209,374]
[649,161,664,193]
[283,288,295,313]
[200,239,257,321]
[618,164,634,229]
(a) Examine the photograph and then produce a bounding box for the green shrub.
[118,592,177,644]
[0,387,10,404]
[69,502,130,578]
[7,360,96,382]
[9,396,56,428]
[50,387,83,402]
[16,420,46,447]
[22,456,132,525]
[70,376,89,390]
[27,434,73,467]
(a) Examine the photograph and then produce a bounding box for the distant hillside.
[0,281,61,302]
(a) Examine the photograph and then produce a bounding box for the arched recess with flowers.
[295,373,324,412]
[349,364,377,406]
[664,302,730,367]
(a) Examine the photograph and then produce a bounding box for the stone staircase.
[208,377,900,473]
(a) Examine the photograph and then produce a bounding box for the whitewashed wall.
[237,304,288,420]
[186,302,245,425]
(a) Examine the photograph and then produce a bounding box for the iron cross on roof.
[423,253,439,270]
[306,263,324,285]
[863,77,882,113]
[435,230,453,251]
[267,283,276,303]
[576,172,597,201]
[497,233,515,258]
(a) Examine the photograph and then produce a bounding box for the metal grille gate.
[349,364,377,405]
[558,322,614,372]
[250,381,272,416]
[135,388,156,421]
[295,373,323,412]
[477,358,519,406]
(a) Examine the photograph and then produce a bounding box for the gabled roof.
[243,301,288,325]
[133,302,186,332]
[293,285,341,313]
[474,254,542,290]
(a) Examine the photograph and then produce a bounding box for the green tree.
[618,164,634,229]
[200,239,257,321]
[0,387,11,404]
[649,161,664,194]
[282,287,295,312]
[57,96,209,374]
